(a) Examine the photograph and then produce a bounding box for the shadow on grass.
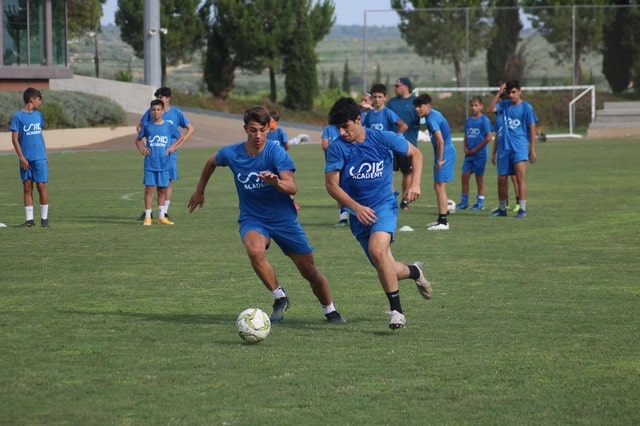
[61,309,231,324]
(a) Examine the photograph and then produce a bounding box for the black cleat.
[270,296,289,322]
[16,220,35,228]
[41,218,49,227]
[325,310,346,324]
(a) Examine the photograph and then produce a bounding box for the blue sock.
[461,193,469,205]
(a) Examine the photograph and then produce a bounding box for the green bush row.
[0,90,127,131]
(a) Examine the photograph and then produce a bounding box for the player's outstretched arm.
[404,143,422,203]
[188,156,217,213]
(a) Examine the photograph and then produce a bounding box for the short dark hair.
[412,93,432,107]
[23,87,42,104]
[505,79,521,92]
[328,97,361,127]
[469,96,483,105]
[243,106,271,127]
[154,87,172,98]
[370,83,387,96]
[150,99,164,109]
[269,110,280,122]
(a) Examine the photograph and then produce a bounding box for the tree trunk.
[269,67,277,103]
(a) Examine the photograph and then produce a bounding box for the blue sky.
[101,0,399,27]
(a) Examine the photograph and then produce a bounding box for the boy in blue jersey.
[10,88,49,228]
[487,80,538,218]
[458,96,493,211]
[187,106,345,324]
[387,77,421,210]
[137,87,194,220]
[135,99,185,225]
[267,110,289,151]
[321,123,348,226]
[325,97,432,330]
[413,94,457,230]
[362,83,408,135]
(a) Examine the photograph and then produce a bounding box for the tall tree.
[522,0,608,85]
[485,0,523,86]
[341,60,351,94]
[391,0,489,87]
[282,0,318,110]
[115,0,209,86]
[67,0,106,38]
[602,1,634,93]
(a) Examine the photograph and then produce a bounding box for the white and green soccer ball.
[236,308,271,343]
[447,199,456,214]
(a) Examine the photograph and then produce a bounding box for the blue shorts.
[239,219,314,256]
[497,150,528,176]
[461,154,487,176]
[434,155,455,183]
[144,170,171,187]
[20,159,48,183]
[350,204,397,264]
[169,156,178,181]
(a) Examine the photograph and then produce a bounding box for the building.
[0,0,72,90]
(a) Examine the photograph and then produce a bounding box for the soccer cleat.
[270,296,289,322]
[41,219,49,227]
[325,310,347,324]
[16,220,35,228]
[426,221,439,228]
[427,222,449,231]
[334,219,348,227]
[411,261,432,300]
[471,203,484,210]
[387,310,406,330]
[400,200,409,210]
[513,204,520,213]
[157,217,174,225]
[490,208,507,217]
[516,209,526,218]
[143,217,152,226]
[137,211,152,221]
[456,202,469,210]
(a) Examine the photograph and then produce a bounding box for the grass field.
[1,137,639,424]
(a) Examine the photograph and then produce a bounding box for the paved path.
[1,109,323,153]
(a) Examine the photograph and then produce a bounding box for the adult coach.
[387,77,421,210]
[187,106,345,324]
[325,98,432,330]
[487,80,538,218]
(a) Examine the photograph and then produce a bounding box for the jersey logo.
[466,127,481,136]
[349,161,384,180]
[369,123,385,131]
[23,122,42,135]
[148,135,169,147]
[505,117,521,130]
[237,172,269,190]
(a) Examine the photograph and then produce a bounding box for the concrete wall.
[50,75,155,114]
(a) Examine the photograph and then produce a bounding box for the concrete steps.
[588,101,640,138]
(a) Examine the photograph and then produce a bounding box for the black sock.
[438,214,448,225]
[407,264,420,280]
[385,290,403,313]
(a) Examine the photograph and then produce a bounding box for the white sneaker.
[427,222,449,231]
[411,261,432,300]
[387,310,406,330]
[426,221,439,228]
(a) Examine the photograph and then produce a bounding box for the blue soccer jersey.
[267,127,289,150]
[325,128,409,213]
[362,107,401,132]
[321,124,339,143]
[424,108,456,164]
[10,110,47,161]
[464,114,493,157]
[140,106,191,164]
[387,94,420,145]
[138,121,181,171]
[495,100,538,152]
[215,141,297,224]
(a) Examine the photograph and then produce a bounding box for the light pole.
[86,31,99,78]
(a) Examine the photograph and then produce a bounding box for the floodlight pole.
[144,0,162,88]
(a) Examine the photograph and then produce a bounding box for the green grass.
[1,138,639,424]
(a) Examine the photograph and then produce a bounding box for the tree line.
[68,0,639,112]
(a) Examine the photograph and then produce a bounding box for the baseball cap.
[394,77,413,91]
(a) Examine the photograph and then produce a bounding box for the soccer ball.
[447,199,456,214]
[236,308,271,343]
